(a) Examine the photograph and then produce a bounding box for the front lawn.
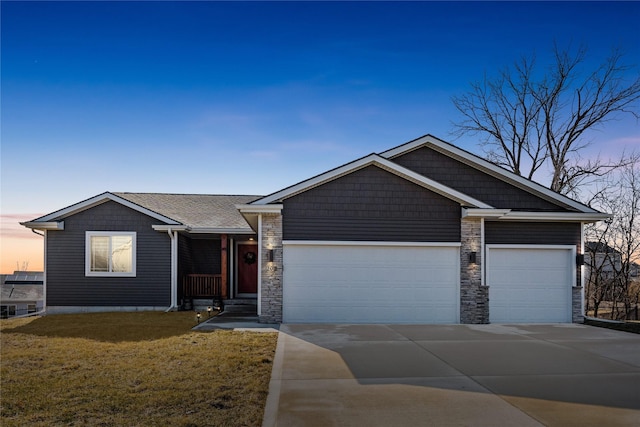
[0,312,278,426]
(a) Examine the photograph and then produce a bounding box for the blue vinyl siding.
[392,146,575,211]
[283,165,461,242]
[46,201,171,307]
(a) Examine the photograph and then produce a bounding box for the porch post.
[221,234,228,299]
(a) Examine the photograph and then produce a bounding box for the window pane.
[111,235,133,273]
[91,236,110,272]
[28,304,37,313]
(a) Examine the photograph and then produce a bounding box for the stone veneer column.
[572,286,584,323]
[259,213,283,323]
[460,218,489,324]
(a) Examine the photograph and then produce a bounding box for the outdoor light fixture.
[207,306,212,317]
[268,248,274,262]
[196,312,201,324]
[469,252,477,264]
[576,254,585,266]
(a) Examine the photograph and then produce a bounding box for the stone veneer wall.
[259,213,283,323]
[572,286,584,323]
[460,218,489,324]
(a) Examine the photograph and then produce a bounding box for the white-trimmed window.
[86,232,136,277]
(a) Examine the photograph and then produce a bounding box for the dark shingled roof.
[114,193,263,230]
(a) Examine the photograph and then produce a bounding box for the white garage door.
[283,242,460,324]
[487,245,574,323]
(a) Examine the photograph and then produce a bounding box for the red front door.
[237,244,258,294]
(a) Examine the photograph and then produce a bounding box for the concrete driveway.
[263,324,640,426]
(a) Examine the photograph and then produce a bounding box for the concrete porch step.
[222,299,257,314]
[185,298,257,313]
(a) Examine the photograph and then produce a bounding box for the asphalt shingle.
[114,193,262,230]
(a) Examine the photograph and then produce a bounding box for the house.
[22,135,610,324]
[0,271,44,318]
[584,242,639,279]
[22,194,261,314]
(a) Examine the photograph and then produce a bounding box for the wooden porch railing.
[182,274,222,298]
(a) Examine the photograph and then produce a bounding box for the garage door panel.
[283,244,459,324]
[487,247,572,323]
[489,268,568,287]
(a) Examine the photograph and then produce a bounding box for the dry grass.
[0,312,278,426]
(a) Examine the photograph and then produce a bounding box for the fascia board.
[462,208,511,218]
[188,228,256,234]
[381,134,599,214]
[499,211,612,223]
[250,154,382,205]
[463,208,611,223]
[379,134,439,158]
[235,204,283,213]
[20,221,64,230]
[236,204,283,233]
[151,225,190,232]
[250,154,493,208]
[151,224,254,234]
[32,192,182,225]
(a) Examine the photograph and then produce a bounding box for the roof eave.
[236,204,284,213]
[20,221,64,230]
[30,192,182,225]
[151,225,190,232]
[236,204,284,232]
[463,208,611,223]
[188,228,256,235]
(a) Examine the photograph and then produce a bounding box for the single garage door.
[487,245,574,323]
[282,243,460,323]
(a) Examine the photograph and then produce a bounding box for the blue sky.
[1,1,640,271]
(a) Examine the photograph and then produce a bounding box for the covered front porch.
[178,233,258,311]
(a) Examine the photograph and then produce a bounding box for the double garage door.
[282,243,574,324]
[283,243,460,324]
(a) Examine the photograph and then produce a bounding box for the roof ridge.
[113,192,264,197]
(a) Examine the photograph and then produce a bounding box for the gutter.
[462,208,611,223]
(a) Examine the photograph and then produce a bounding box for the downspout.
[165,229,179,312]
[480,218,485,287]
[580,222,585,314]
[32,229,47,314]
[257,214,262,317]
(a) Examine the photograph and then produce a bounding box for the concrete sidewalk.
[263,324,640,426]
[192,312,279,332]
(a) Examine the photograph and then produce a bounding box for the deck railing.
[182,274,222,298]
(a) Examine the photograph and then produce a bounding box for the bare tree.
[584,225,615,318]
[452,44,640,196]
[585,158,640,319]
[15,261,29,272]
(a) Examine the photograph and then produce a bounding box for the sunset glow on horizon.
[1,214,45,274]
